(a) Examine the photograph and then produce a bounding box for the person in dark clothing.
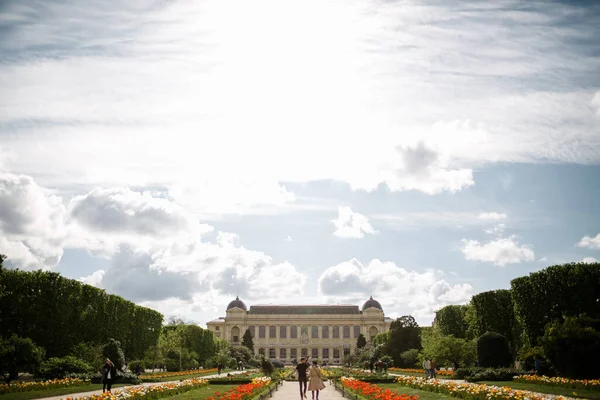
[102,359,117,393]
[296,357,309,399]
[135,364,141,376]
[217,363,222,375]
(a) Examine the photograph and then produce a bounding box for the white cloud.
[538,257,548,262]
[577,233,600,249]
[479,212,507,221]
[318,258,473,324]
[582,257,598,264]
[332,206,377,238]
[592,91,600,115]
[461,236,535,266]
[79,269,105,287]
[2,1,599,203]
[285,236,292,242]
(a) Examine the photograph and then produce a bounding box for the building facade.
[206,297,392,364]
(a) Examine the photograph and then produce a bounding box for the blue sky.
[1,0,599,325]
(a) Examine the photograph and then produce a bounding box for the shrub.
[260,357,274,376]
[271,360,284,369]
[477,332,512,368]
[454,367,523,382]
[541,316,600,379]
[399,349,419,368]
[69,342,104,371]
[0,335,45,383]
[39,356,92,379]
[128,359,146,372]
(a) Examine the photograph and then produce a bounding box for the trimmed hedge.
[454,367,523,382]
[477,332,512,368]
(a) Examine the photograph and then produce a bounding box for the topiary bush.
[455,367,523,382]
[103,339,125,371]
[260,357,274,376]
[39,356,92,379]
[477,332,512,368]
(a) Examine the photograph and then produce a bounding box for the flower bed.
[395,375,572,400]
[340,377,418,400]
[139,368,218,380]
[514,375,600,392]
[207,376,272,400]
[0,377,89,395]
[209,371,263,384]
[68,377,209,399]
[389,368,454,377]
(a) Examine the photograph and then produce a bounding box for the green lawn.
[168,384,238,400]
[377,383,455,400]
[479,381,600,400]
[0,383,131,400]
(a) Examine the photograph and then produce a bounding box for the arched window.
[332,326,340,338]
[231,326,240,342]
[343,326,350,338]
[280,348,287,359]
[259,326,266,338]
[269,326,277,338]
[280,326,287,338]
[301,348,308,358]
[312,348,318,359]
[269,348,276,358]
[249,326,255,338]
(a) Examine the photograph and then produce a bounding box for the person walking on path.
[102,359,117,393]
[422,358,431,379]
[430,359,437,379]
[307,361,326,400]
[217,362,223,375]
[296,357,310,399]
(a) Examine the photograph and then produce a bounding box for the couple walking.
[295,358,326,400]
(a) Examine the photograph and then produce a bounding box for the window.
[354,326,360,338]
[280,326,287,338]
[333,348,340,359]
[259,348,265,356]
[269,348,276,359]
[322,326,329,338]
[215,326,219,331]
[312,348,319,359]
[343,326,350,338]
[233,335,239,342]
[322,348,329,359]
[333,326,340,338]
[291,348,297,359]
[280,348,287,359]
[301,348,308,358]
[249,326,255,338]
[344,348,351,356]
[259,326,266,338]
[311,326,319,338]
[291,326,298,338]
[269,326,276,338]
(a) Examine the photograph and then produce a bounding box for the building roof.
[248,305,361,315]
[227,297,248,311]
[362,296,383,311]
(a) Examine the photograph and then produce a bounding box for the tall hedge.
[435,305,469,339]
[511,262,600,344]
[470,290,519,352]
[0,269,163,359]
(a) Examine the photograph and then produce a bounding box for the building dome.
[362,296,383,311]
[227,297,247,311]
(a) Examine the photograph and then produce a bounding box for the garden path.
[35,370,251,400]
[271,380,345,400]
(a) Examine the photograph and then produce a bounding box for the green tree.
[70,342,104,371]
[421,327,476,369]
[385,316,421,366]
[103,338,125,370]
[400,349,419,367]
[230,345,253,364]
[356,333,367,349]
[143,346,163,370]
[0,335,45,383]
[470,290,519,354]
[435,305,469,339]
[242,329,254,353]
[477,332,512,368]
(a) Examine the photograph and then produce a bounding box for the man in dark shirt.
[296,357,309,398]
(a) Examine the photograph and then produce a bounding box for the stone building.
[206,296,393,364]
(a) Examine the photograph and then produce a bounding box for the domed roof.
[227,297,247,311]
[362,296,383,311]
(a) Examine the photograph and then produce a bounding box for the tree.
[0,254,6,270]
[400,349,419,367]
[70,342,104,371]
[143,346,163,370]
[242,329,254,353]
[421,327,476,369]
[435,305,469,339]
[230,345,253,364]
[356,333,367,349]
[470,290,519,354]
[103,338,125,370]
[0,335,45,383]
[385,316,421,366]
[477,332,512,368]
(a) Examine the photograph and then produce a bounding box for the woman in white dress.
[307,361,326,400]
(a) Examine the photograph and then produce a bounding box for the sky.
[1,0,599,326]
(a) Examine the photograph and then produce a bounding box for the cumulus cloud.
[332,206,377,238]
[461,236,535,266]
[318,258,473,323]
[0,172,66,268]
[582,257,598,264]
[577,233,600,249]
[79,269,105,287]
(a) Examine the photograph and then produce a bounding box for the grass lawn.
[168,384,238,400]
[0,383,131,400]
[479,381,600,400]
[143,369,233,382]
[373,383,455,400]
